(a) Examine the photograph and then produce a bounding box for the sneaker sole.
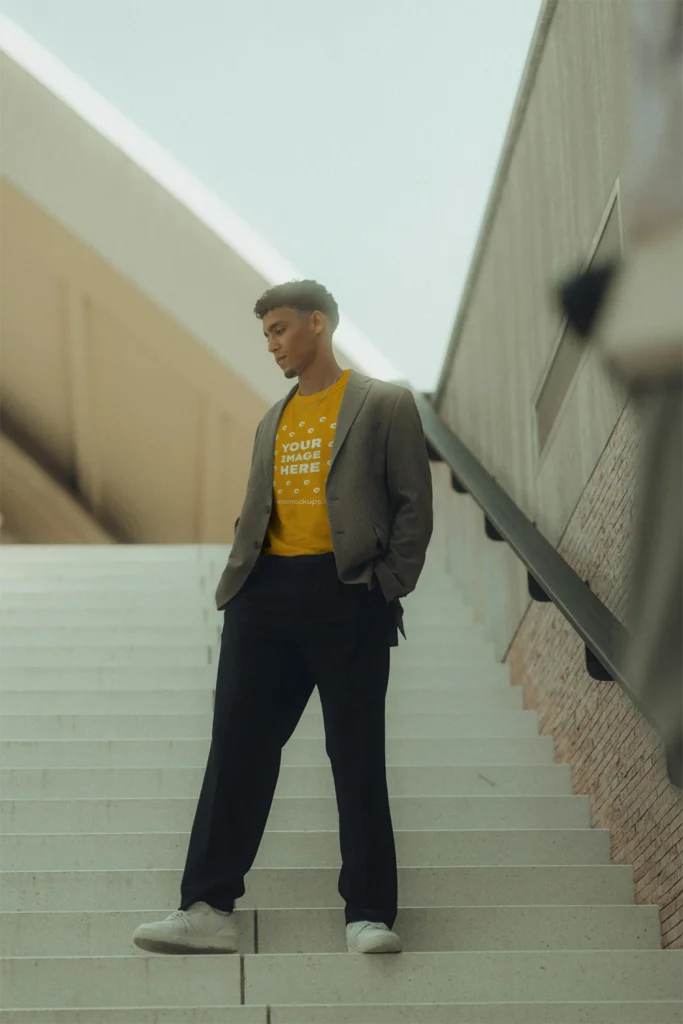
[347,937,403,954]
[133,935,239,955]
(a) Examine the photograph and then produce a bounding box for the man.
[133,280,433,955]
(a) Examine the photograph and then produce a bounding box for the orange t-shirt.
[264,371,350,557]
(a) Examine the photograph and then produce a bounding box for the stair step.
[1,1003,681,1024]
[403,610,474,627]
[0,648,214,669]
[0,607,477,631]
[406,602,475,614]
[0,795,590,833]
[404,612,475,626]
[0,736,557,768]
[0,628,218,648]
[0,567,212,583]
[0,593,216,610]
[0,650,501,671]
[0,1011,265,1024]
[0,865,633,912]
[0,609,216,629]
[0,544,228,563]
[0,663,511,690]
[0,710,538,740]
[1,955,241,1010]
[392,644,494,666]
[0,579,209,595]
[243,951,683,1005]
[0,626,488,650]
[394,664,510,683]
[2,908,256,956]
[257,904,661,953]
[269,1002,683,1023]
[0,827,611,871]
[1,904,661,956]
[0,685,524,714]
[0,763,569,799]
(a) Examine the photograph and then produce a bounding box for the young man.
[133,280,433,955]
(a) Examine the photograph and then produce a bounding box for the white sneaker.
[346,921,402,954]
[132,903,239,954]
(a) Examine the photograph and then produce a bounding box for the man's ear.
[310,310,325,335]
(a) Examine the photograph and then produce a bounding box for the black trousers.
[180,553,398,927]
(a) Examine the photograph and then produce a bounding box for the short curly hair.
[253,280,340,332]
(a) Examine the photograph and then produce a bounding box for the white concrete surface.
[0,1010,266,1024]
[0,646,213,668]
[0,735,558,768]
[1,955,241,1009]
[0,709,540,740]
[0,828,612,871]
[0,628,219,647]
[1,762,571,799]
[0,544,677,1022]
[0,608,215,628]
[1,865,634,913]
[0,684,525,714]
[1,904,662,956]
[271,1005,682,1024]
[0,795,593,833]
[242,951,683,1005]
[0,544,230,562]
[0,663,510,690]
[1,1004,682,1024]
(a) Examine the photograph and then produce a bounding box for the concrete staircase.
[0,544,680,1023]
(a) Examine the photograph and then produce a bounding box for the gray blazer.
[215,371,434,631]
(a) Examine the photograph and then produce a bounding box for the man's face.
[262,307,321,379]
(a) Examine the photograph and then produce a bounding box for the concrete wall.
[434,0,682,946]
[0,36,398,545]
[0,434,115,545]
[436,0,630,655]
[0,181,267,544]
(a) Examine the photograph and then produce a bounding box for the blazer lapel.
[259,384,298,482]
[330,371,371,472]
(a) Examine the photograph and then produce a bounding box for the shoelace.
[166,909,189,922]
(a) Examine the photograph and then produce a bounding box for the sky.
[0,0,541,389]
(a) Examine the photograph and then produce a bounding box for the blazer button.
[335,529,345,535]
[253,541,261,549]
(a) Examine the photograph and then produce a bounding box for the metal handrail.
[415,392,648,717]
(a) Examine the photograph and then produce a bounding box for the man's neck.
[297,359,344,397]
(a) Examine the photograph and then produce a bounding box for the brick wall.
[507,402,683,949]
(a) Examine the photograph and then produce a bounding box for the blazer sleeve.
[373,389,433,601]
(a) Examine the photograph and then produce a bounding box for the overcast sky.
[0,0,541,389]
